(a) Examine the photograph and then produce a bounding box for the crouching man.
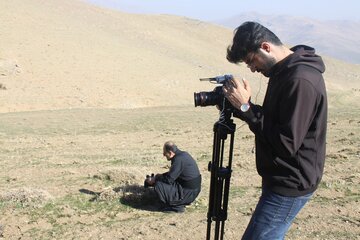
[146,141,201,213]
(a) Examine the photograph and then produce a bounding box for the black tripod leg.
[207,128,221,239]
[206,119,236,240]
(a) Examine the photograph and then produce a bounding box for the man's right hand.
[223,77,252,110]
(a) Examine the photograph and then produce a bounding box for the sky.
[85,0,360,22]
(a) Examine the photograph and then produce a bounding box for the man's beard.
[262,56,277,77]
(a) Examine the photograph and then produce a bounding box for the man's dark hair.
[226,21,283,63]
[164,141,178,153]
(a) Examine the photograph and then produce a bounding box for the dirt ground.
[0,106,359,240]
[1,1,359,239]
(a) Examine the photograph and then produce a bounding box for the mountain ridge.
[213,12,360,64]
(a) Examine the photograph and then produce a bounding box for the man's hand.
[223,78,251,110]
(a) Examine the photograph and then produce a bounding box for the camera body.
[144,173,155,188]
[194,74,233,108]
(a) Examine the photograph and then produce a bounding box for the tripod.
[206,105,236,240]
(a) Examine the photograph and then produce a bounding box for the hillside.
[0,0,359,113]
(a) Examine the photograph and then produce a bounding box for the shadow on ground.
[79,184,161,212]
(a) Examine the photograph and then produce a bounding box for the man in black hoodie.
[223,22,327,239]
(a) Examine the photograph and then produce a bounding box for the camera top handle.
[200,74,233,84]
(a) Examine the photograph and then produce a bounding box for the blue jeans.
[241,188,313,240]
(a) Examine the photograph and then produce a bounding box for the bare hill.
[0,0,359,113]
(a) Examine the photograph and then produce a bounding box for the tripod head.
[216,98,236,134]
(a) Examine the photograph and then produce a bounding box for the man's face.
[163,147,173,161]
[244,48,277,77]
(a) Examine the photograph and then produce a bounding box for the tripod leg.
[207,129,221,240]
[206,120,236,240]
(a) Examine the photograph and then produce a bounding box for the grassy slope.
[0,107,359,239]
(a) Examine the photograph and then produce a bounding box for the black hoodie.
[234,45,327,197]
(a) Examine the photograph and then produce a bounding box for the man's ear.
[260,42,271,53]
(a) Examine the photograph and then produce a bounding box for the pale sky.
[86,0,360,22]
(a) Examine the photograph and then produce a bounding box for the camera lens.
[194,86,223,107]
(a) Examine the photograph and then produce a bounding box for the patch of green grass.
[17,193,130,238]
[0,199,30,210]
[318,180,332,189]
[306,230,359,240]
[26,193,126,224]
[61,194,124,213]
[344,187,360,201]
[197,152,211,162]
[186,204,207,213]
[229,185,248,197]
[312,195,334,204]
[109,157,134,165]
[27,202,63,223]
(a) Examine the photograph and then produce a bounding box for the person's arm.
[161,158,182,184]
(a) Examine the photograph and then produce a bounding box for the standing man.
[145,141,201,213]
[223,22,327,239]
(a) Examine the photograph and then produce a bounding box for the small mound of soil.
[0,187,53,207]
[92,169,143,186]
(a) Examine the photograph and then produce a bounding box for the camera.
[144,173,155,188]
[194,74,233,107]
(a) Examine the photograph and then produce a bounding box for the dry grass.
[0,106,359,239]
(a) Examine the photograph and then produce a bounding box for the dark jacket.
[161,149,201,189]
[234,45,327,197]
